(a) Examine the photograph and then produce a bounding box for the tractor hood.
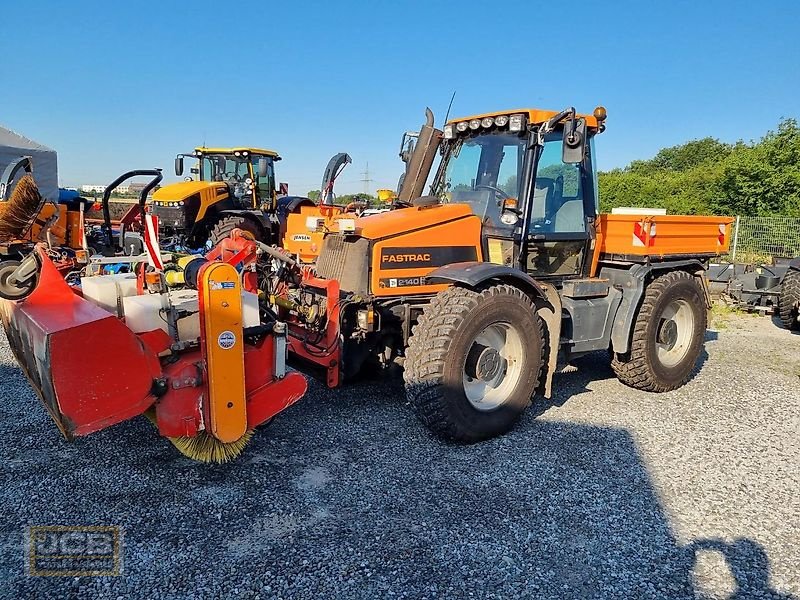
[152,180,227,202]
[348,203,474,240]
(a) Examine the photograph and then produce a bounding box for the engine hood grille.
[316,234,370,294]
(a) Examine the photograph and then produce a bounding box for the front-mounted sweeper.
[272,106,734,441]
[0,172,307,461]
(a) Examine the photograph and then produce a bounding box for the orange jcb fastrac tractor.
[266,106,734,442]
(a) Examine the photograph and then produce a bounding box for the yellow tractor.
[150,147,286,249]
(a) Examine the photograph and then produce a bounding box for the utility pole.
[360,162,373,196]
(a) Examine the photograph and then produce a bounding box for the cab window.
[439,132,525,228]
[201,156,249,182]
[529,138,586,235]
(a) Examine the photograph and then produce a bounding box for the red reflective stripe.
[143,215,163,270]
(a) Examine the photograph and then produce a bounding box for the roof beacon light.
[593,106,607,122]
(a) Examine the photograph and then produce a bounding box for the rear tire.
[404,284,545,442]
[611,270,706,392]
[208,215,269,247]
[778,271,800,330]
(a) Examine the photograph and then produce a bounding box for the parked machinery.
[0,161,164,300]
[779,262,800,330]
[282,152,368,264]
[150,147,289,250]
[707,258,800,330]
[270,107,733,441]
[0,156,95,299]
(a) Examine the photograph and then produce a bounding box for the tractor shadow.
[770,314,800,334]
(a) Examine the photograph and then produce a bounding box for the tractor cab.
[175,147,279,210]
[432,107,607,282]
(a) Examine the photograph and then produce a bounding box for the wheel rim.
[655,299,694,368]
[0,263,34,300]
[462,321,525,411]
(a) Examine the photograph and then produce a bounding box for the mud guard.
[536,282,562,399]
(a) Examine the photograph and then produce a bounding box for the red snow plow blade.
[0,247,161,438]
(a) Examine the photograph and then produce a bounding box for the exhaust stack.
[398,108,442,203]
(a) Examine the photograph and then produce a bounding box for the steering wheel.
[225,172,241,182]
[474,184,510,200]
[343,201,366,213]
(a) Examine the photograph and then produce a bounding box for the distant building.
[113,182,147,195]
[80,185,107,194]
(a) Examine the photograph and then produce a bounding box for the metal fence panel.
[730,216,800,262]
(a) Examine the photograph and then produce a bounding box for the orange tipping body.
[591,213,735,276]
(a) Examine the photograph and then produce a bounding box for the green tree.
[629,137,732,174]
[598,118,800,217]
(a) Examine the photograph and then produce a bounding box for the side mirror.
[190,167,199,175]
[258,157,269,178]
[174,156,184,176]
[399,132,417,163]
[562,118,587,164]
[279,182,289,195]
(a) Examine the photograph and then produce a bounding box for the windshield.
[434,132,525,227]
[200,155,252,183]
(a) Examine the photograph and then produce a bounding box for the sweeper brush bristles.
[167,429,255,463]
[0,175,45,242]
[145,409,254,463]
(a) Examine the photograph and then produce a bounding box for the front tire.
[778,271,800,330]
[404,284,545,442]
[208,215,268,247]
[611,270,707,392]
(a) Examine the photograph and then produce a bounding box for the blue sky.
[2,0,798,194]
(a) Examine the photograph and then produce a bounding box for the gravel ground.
[0,313,797,599]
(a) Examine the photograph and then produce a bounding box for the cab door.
[523,135,595,281]
[251,156,275,210]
